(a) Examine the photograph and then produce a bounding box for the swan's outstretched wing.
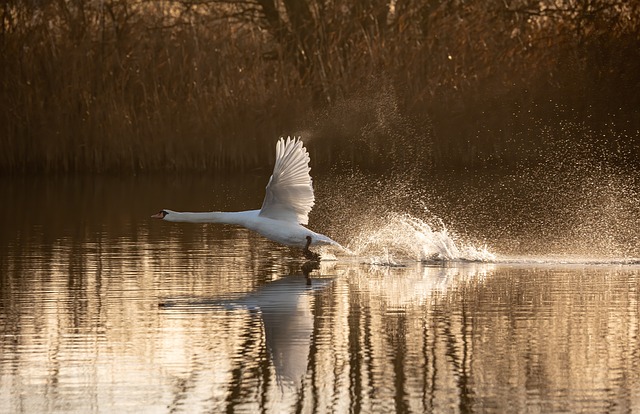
[259,137,314,224]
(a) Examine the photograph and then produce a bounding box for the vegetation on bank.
[1,0,639,173]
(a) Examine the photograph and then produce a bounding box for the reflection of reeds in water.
[2,205,640,413]
[313,265,640,413]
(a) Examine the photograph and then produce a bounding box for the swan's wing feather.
[260,137,314,224]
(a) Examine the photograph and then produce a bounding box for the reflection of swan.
[161,273,333,387]
[243,275,333,386]
[152,137,342,258]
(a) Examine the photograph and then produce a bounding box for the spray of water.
[348,212,495,264]
[306,87,639,265]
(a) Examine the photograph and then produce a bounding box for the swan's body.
[152,137,342,255]
[156,209,338,248]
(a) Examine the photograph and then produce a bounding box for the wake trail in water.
[488,256,640,266]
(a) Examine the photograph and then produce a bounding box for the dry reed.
[1,0,639,173]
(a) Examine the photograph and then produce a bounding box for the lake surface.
[1,174,639,413]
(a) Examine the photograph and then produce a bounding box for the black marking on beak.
[152,210,168,219]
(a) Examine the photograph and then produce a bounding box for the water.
[1,174,640,413]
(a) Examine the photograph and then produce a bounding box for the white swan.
[152,137,342,258]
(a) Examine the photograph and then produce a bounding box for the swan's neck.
[163,210,257,225]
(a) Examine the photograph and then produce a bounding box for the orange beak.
[151,212,165,219]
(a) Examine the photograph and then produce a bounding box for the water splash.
[347,212,496,264]
[308,87,640,265]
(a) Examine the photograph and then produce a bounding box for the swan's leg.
[301,260,318,283]
[303,236,321,261]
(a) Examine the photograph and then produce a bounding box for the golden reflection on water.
[1,176,640,413]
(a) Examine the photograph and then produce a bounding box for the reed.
[1,0,638,173]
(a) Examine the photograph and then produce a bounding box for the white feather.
[259,137,315,225]
[154,137,343,251]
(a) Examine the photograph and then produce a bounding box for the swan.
[152,137,342,259]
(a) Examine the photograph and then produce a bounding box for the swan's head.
[151,210,169,219]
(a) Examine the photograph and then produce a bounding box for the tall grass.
[1,0,639,173]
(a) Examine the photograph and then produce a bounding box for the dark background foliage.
[1,0,639,173]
